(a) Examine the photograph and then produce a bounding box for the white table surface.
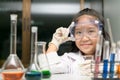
[49,74,92,80]
[0,73,93,80]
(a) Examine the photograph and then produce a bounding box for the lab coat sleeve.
[46,52,69,74]
[46,52,61,65]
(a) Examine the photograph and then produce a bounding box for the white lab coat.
[46,51,87,74]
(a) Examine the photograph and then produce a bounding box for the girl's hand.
[78,60,93,76]
[49,27,70,50]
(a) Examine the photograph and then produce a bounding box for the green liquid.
[41,70,51,78]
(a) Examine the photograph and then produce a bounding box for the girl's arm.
[46,43,58,53]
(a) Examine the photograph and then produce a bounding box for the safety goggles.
[70,20,103,40]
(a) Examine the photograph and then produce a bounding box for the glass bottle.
[1,14,24,80]
[25,26,42,80]
[37,41,51,78]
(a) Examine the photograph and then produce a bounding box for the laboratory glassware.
[116,41,120,78]
[1,14,25,80]
[109,43,116,78]
[25,27,41,80]
[94,31,103,78]
[37,41,51,78]
[102,40,110,79]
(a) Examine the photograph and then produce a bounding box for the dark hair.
[57,8,110,56]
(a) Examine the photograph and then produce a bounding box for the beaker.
[1,14,25,80]
[25,26,42,80]
[37,41,51,78]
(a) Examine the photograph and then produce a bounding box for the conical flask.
[25,26,41,80]
[37,41,51,78]
[1,14,24,80]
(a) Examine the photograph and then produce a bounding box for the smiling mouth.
[80,44,92,48]
[81,44,92,45]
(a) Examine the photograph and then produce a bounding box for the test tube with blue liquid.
[109,43,116,78]
[102,40,110,79]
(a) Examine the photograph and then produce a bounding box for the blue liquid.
[109,53,115,78]
[25,71,42,80]
[102,59,108,79]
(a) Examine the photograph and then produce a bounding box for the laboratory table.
[0,73,119,80]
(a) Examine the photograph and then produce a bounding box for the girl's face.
[74,15,99,55]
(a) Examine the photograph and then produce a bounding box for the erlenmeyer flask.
[37,41,51,78]
[1,14,24,80]
[25,26,42,80]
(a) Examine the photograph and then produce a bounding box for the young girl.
[45,8,110,76]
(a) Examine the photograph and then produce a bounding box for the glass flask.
[25,26,42,80]
[37,41,51,78]
[1,14,25,80]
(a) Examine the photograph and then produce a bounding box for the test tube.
[94,31,103,78]
[102,41,110,79]
[68,21,75,41]
[109,43,116,78]
[116,41,120,78]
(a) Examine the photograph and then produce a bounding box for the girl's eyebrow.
[75,25,98,29]
[75,27,82,30]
